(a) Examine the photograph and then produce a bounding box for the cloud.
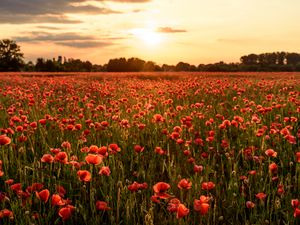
[157,27,187,33]
[0,14,81,24]
[36,26,64,30]
[15,32,95,42]
[105,0,151,2]
[0,0,121,24]
[56,41,114,48]
[14,31,118,48]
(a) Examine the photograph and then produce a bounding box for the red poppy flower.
[134,145,144,153]
[28,183,44,192]
[255,192,267,200]
[0,135,11,145]
[201,182,215,191]
[5,179,14,185]
[246,201,255,209]
[0,209,13,219]
[265,149,277,157]
[56,185,67,197]
[177,179,192,190]
[96,201,111,211]
[54,152,68,164]
[194,199,210,215]
[155,147,166,155]
[36,189,50,203]
[99,166,111,176]
[296,152,300,163]
[51,194,65,206]
[58,205,75,220]
[108,144,121,154]
[294,208,300,218]
[176,204,189,219]
[153,182,172,199]
[153,114,164,123]
[194,165,203,173]
[77,170,91,182]
[128,182,140,192]
[89,145,99,153]
[153,182,170,193]
[167,198,181,213]
[10,183,22,192]
[98,146,108,156]
[61,141,71,149]
[75,124,82,130]
[269,163,278,174]
[85,154,103,165]
[41,154,54,163]
[291,199,299,209]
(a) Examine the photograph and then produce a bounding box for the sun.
[131,28,163,46]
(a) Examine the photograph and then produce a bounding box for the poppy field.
[0,72,299,224]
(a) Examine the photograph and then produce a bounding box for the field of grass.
[0,72,299,224]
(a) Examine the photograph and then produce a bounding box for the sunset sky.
[1,0,300,65]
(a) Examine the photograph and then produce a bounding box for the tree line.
[2,39,300,72]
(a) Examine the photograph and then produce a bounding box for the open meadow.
[0,72,299,224]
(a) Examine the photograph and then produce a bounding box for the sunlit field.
[0,72,299,224]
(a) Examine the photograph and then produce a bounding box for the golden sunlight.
[131,28,164,47]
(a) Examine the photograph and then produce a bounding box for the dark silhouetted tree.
[240,54,258,65]
[175,62,191,71]
[286,53,300,65]
[0,39,24,71]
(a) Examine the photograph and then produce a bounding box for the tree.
[286,53,300,65]
[0,39,24,71]
[175,62,191,71]
[240,54,258,65]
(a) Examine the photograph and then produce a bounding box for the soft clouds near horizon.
[1,0,300,65]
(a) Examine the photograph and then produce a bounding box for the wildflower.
[0,135,11,145]
[194,195,210,215]
[89,145,99,153]
[58,205,75,220]
[153,182,172,199]
[291,199,299,209]
[296,152,300,163]
[255,192,267,200]
[153,114,164,123]
[108,144,121,154]
[98,146,108,156]
[0,209,13,220]
[201,182,215,191]
[194,165,203,173]
[176,204,189,219]
[178,179,192,190]
[41,154,54,163]
[85,154,103,165]
[36,189,50,203]
[56,185,67,197]
[294,208,300,218]
[61,141,71,150]
[54,152,68,164]
[77,170,91,182]
[265,149,277,157]
[51,194,65,206]
[246,201,255,209]
[269,163,278,174]
[96,201,111,211]
[134,145,144,153]
[167,198,181,213]
[99,166,111,176]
